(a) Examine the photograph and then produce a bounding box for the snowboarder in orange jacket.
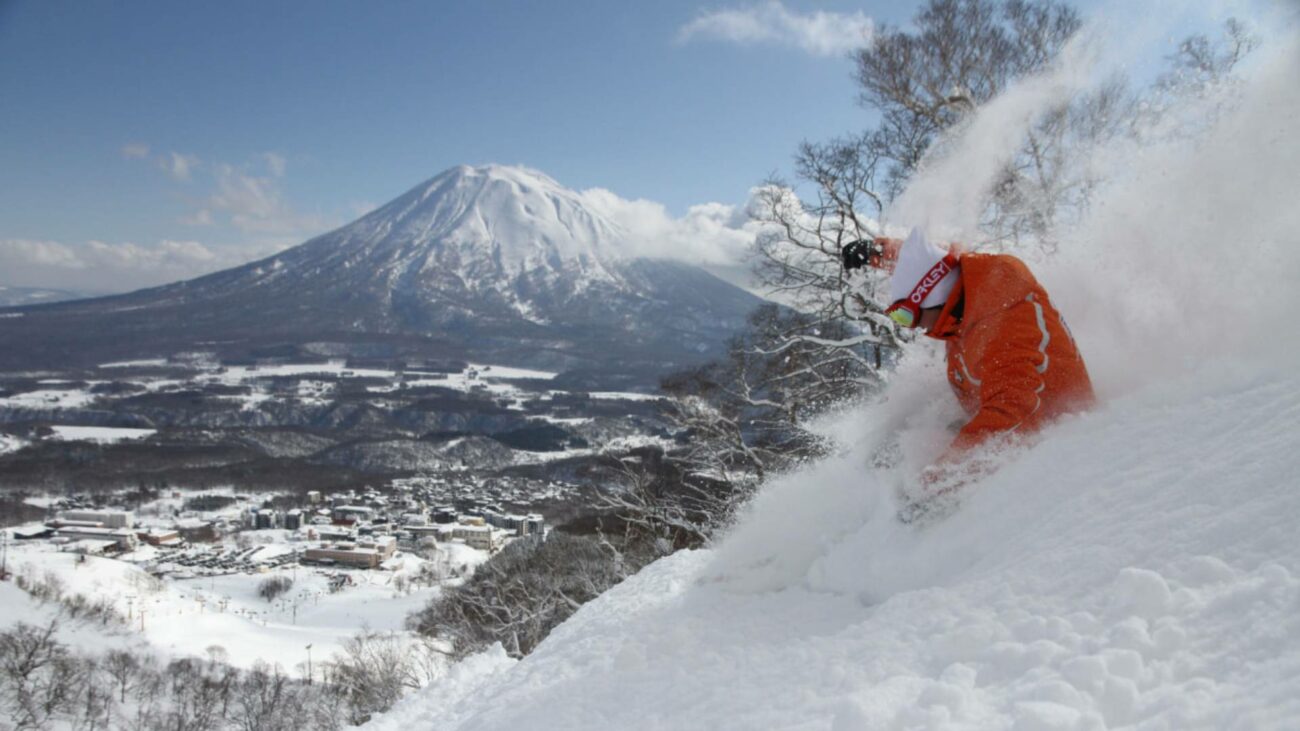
[843,227,1095,489]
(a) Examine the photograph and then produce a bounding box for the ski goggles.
[885,300,921,328]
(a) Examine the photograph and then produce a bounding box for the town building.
[359,535,397,560]
[332,505,374,524]
[136,529,182,547]
[57,510,134,528]
[480,511,547,538]
[405,524,452,539]
[175,518,218,543]
[10,526,54,540]
[54,526,136,550]
[64,539,117,555]
[452,524,500,552]
[303,537,393,569]
[312,526,354,542]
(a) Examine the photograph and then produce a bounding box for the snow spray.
[704,2,1300,599]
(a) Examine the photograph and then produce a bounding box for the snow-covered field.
[363,16,1300,731]
[0,358,659,457]
[0,433,25,455]
[0,580,149,656]
[3,539,486,676]
[0,387,99,410]
[3,357,637,417]
[98,358,169,369]
[49,425,157,443]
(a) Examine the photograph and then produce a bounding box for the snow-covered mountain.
[0,165,762,385]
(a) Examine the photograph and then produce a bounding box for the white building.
[57,510,134,528]
[452,524,500,552]
[55,526,136,550]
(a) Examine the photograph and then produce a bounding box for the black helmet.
[840,238,879,272]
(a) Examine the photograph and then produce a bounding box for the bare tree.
[233,661,294,731]
[1157,17,1257,99]
[594,449,735,553]
[0,620,78,730]
[104,649,141,705]
[410,532,627,661]
[981,74,1134,252]
[256,576,292,602]
[68,658,110,731]
[325,630,433,725]
[856,0,1082,198]
[644,302,873,544]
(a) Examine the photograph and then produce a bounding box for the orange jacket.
[927,253,1094,459]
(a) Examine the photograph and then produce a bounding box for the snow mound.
[363,15,1300,731]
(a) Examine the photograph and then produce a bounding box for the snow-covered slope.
[364,366,1300,730]
[362,20,1300,731]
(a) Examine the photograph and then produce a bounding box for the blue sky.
[0,0,1268,292]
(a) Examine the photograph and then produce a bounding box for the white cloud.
[580,187,772,292]
[82,239,217,269]
[0,237,254,291]
[9,148,342,292]
[207,164,334,240]
[678,1,874,57]
[0,239,86,269]
[160,151,201,181]
[180,209,214,226]
[263,152,287,177]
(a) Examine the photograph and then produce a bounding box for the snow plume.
[1047,26,1300,399]
[885,4,1300,400]
[887,35,1101,239]
[709,0,1300,697]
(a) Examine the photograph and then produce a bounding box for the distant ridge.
[0,284,93,307]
